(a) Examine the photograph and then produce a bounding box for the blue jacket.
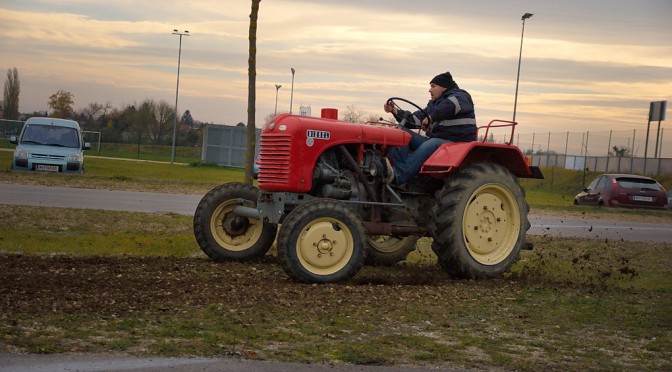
[394,88,477,142]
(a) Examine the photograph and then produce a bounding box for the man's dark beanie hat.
[430,71,454,88]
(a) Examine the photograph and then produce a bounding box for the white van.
[10,117,91,173]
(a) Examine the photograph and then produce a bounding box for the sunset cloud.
[0,0,670,152]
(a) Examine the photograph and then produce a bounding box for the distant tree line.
[2,67,202,147]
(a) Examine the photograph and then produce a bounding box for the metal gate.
[201,124,260,168]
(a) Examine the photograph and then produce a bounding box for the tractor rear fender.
[420,141,543,179]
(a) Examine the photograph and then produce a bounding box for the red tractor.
[193,98,543,283]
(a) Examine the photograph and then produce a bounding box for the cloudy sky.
[1,0,671,139]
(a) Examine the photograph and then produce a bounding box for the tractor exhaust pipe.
[232,206,261,220]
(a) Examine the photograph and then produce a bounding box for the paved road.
[0,353,443,372]
[527,215,672,243]
[0,183,202,215]
[1,183,670,243]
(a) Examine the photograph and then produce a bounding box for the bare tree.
[343,104,367,123]
[79,102,105,130]
[3,67,20,120]
[48,89,75,119]
[133,99,175,145]
[610,145,630,158]
[245,0,261,185]
[133,99,155,146]
[152,100,176,144]
[366,114,381,123]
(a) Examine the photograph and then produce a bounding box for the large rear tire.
[193,182,277,261]
[429,163,529,279]
[277,199,367,283]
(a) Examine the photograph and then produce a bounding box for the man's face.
[428,83,447,101]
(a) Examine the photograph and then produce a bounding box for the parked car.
[9,117,91,174]
[574,174,668,210]
[668,190,672,210]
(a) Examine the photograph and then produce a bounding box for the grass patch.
[0,205,200,257]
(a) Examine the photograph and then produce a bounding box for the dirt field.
[2,241,671,371]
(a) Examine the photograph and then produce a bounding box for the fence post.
[658,128,665,176]
[546,132,551,167]
[606,130,612,172]
[631,129,636,173]
[617,155,621,173]
[585,131,590,160]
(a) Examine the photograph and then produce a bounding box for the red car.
[574,174,668,209]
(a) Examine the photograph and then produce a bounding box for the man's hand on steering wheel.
[385,97,432,135]
[383,101,398,115]
[421,116,432,132]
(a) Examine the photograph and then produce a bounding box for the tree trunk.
[245,0,261,185]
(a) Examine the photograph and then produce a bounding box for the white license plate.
[632,195,653,202]
[36,164,59,172]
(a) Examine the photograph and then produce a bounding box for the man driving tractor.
[383,70,477,186]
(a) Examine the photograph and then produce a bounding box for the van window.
[21,125,80,148]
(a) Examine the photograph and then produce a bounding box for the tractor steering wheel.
[386,97,432,135]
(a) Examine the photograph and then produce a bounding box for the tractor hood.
[258,111,411,193]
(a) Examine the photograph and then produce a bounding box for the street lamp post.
[274,84,282,115]
[171,29,190,164]
[513,13,533,123]
[289,68,295,114]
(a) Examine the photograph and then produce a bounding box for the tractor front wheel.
[429,163,530,279]
[193,182,277,261]
[277,199,367,283]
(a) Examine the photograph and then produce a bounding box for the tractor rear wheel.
[277,199,367,283]
[366,235,418,266]
[193,182,277,261]
[429,163,529,279]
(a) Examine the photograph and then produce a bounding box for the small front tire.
[193,182,277,261]
[277,199,367,283]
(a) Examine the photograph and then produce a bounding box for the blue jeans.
[388,127,449,185]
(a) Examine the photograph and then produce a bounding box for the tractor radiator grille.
[258,135,292,185]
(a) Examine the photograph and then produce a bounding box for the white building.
[299,105,311,116]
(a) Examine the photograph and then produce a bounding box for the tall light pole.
[274,84,282,115]
[171,29,189,164]
[513,13,533,123]
[289,67,295,114]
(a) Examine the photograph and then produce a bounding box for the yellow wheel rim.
[296,217,354,275]
[368,235,409,253]
[210,200,263,252]
[462,183,521,265]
